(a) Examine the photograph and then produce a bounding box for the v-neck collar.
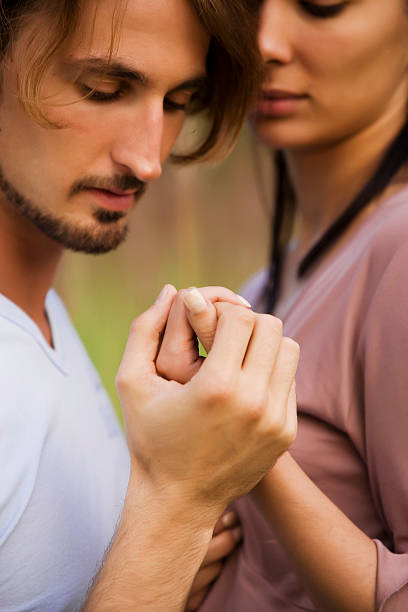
[0,289,68,375]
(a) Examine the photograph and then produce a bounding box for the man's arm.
[85,469,218,611]
[85,284,299,611]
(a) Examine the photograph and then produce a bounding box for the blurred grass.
[55,127,271,420]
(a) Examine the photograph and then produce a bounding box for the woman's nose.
[257,0,294,66]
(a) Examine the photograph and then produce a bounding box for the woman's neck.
[285,104,408,252]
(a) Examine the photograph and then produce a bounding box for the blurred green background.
[55,127,271,418]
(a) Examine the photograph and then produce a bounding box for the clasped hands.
[117,284,299,610]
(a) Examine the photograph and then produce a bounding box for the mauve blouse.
[200,185,408,611]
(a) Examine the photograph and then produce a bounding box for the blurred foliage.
[55,127,271,419]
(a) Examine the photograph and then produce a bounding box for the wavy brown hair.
[0,0,263,162]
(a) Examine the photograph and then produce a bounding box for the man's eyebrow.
[62,58,149,84]
[169,76,208,95]
[62,57,208,92]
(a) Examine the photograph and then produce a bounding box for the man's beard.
[0,167,135,254]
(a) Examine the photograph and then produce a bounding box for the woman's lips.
[86,188,136,212]
[255,90,308,118]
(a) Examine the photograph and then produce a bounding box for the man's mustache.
[69,175,146,197]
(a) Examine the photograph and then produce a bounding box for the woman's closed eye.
[298,1,348,19]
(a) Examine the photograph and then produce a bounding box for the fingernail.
[237,295,252,308]
[232,527,242,542]
[155,284,170,304]
[222,512,236,529]
[183,288,207,314]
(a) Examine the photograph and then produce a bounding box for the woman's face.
[252,0,408,151]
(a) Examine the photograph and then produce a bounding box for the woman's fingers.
[200,525,242,567]
[182,288,218,354]
[156,287,251,383]
[186,527,242,607]
[213,510,239,536]
[183,287,251,354]
[189,562,223,597]
[185,586,211,611]
[156,289,203,383]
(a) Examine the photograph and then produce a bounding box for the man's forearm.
[84,473,219,611]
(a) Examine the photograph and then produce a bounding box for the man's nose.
[111,105,163,183]
[257,0,293,66]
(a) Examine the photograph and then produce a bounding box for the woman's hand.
[185,511,242,611]
[156,286,251,383]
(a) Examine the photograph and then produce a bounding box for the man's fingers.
[269,337,300,405]
[242,313,283,382]
[198,302,255,380]
[285,380,298,442]
[116,285,177,393]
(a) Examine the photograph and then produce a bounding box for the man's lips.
[85,187,138,212]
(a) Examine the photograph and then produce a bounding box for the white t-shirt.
[0,290,130,611]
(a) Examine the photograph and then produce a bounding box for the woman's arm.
[253,452,376,612]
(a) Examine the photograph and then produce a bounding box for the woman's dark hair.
[264,118,408,314]
[0,0,263,162]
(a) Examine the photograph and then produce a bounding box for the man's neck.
[0,201,63,345]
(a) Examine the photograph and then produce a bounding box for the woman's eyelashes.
[78,83,189,113]
[298,1,347,18]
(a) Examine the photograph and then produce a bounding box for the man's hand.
[185,511,241,611]
[117,283,299,516]
[86,284,299,611]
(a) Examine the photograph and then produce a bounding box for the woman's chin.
[248,116,323,152]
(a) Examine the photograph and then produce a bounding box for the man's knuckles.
[280,336,300,363]
[115,366,134,394]
[195,371,236,406]
[215,304,256,335]
[238,388,268,422]
[257,313,283,339]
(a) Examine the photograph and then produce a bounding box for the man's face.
[0,0,209,253]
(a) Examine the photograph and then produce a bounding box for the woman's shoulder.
[362,184,408,271]
[239,268,269,310]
